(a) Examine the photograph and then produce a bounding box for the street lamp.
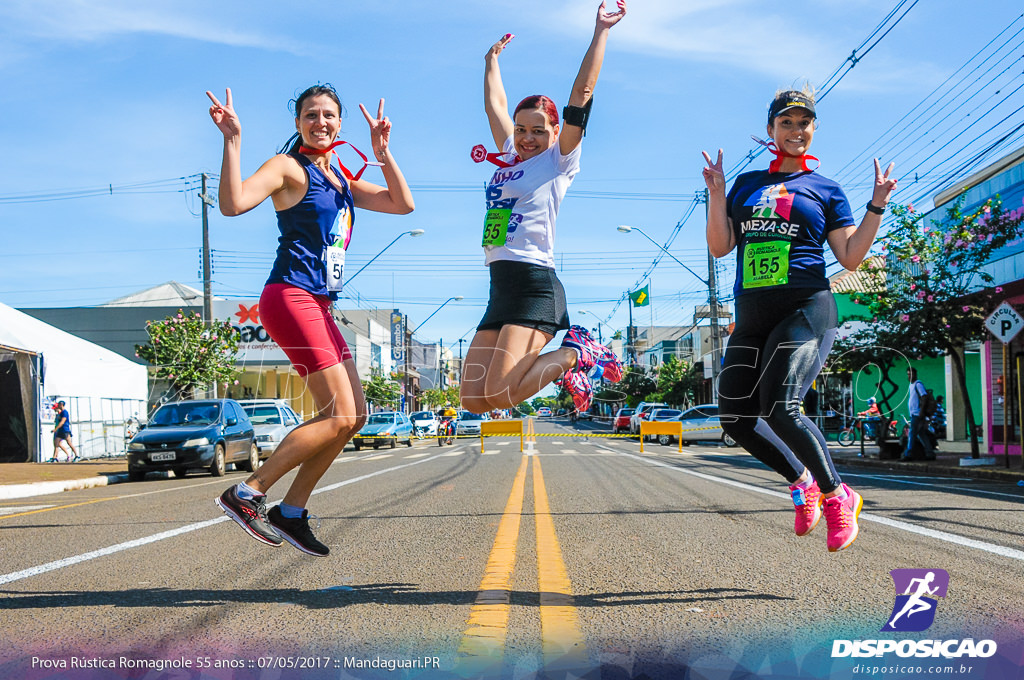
[616,225,708,285]
[345,228,425,286]
[405,295,463,413]
[617,224,722,384]
[576,309,606,344]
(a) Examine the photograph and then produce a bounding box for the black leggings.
[717,289,841,493]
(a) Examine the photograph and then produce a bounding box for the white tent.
[0,302,147,461]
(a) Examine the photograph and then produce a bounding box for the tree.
[135,310,240,400]
[650,355,700,407]
[513,401,536,416]
[618,366,657,407]
[840,196,1023,456]
[421,385,460,409]
[362,371,401,410]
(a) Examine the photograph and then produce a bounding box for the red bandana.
[471,144,521,169]
[751,136,820,174]
[298,140,383,181]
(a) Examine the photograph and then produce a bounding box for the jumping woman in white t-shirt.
[461,1,626,415]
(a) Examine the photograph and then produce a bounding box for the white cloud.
[0,0,307,54]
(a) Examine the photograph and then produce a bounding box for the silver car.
[456,411,490,436]
[658,404,738,447]
[237,399,302,460]
[353,411,414,450]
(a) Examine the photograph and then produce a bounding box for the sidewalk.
[829,438,1024,483]
[0,457,131,500]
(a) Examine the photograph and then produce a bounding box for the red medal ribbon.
[751,136,820,173]
[471,144,521,169]
[298,140,383,181]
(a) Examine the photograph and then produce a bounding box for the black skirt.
[477,260,571,337]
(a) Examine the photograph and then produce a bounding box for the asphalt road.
[1,417,1022,680]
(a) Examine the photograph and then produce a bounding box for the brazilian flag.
[629,285,650,307]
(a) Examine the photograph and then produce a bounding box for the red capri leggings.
[259,283,352,379]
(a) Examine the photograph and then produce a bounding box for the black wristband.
[865,201,885,215]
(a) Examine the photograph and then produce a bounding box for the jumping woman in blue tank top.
[702,89,897,553]
[207,85,414,556]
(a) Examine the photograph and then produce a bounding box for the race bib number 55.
[325,246,345,292]
[742,240,790,289]
[482,208,511,246]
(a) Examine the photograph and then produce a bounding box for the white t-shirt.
[482,137,582,268]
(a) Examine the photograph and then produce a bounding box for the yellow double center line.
[455,451,586,675]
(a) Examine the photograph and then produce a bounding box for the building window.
[371,343,382,371]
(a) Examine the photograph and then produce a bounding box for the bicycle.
[837,417,897,446]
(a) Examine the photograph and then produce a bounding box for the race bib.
[742,240,790,289]
[482,208,511,246]
[325,245,346,292]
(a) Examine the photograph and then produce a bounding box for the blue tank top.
[266,153,355,299]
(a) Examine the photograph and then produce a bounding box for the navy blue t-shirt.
[55,409,71,434]
[726,170,854,298]
[266,153,355,300]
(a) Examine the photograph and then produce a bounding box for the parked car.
[236,399,302,459]
[456,411,490,436]
[642,408,684,441]
[657,404,738,447]
[127,399,257,481]
[410,410,439,437]
[352,411,414,450]
[612,407,635,434]
[536,407,553,418]
[629,402,668,434]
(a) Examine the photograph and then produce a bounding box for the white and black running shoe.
[215,485,283,547]
[267,505,330,557]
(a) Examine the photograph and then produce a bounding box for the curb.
[0,473,128,501]
[835,456,1024,483]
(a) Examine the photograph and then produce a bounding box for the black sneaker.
[267,505,329,557]
[215,485,283,547]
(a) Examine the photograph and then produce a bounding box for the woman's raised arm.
[484,34,515,149]
[560,0,627,156]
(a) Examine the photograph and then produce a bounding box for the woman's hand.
[702,149,727,195]
[206,88,240,138]
[359,99,391,162]
[596,0,627,31]
[871,158,898,208]
[486,33,514,61]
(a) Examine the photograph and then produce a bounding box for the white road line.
[360,454,393,461]
[0,505,54,516]
[404,453,433,459]
[604,447,1024,563]
[841,472,1024,501]
[441,450,466,457]
[561,449,579,454]
[0,452,453,586]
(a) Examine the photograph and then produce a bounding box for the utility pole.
[627,299,635,366]
[200,173,214,324]
[199,173,216,397]
[704,188,722,384]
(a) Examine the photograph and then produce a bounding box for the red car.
[612,407,635,434]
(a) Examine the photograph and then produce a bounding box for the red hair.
[514,95,559,128]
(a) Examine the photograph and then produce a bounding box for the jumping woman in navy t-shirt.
[702,89,897,552]
[207,85,414,556]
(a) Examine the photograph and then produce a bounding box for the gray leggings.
[717,289,841,493]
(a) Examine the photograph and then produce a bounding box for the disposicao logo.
[882,568,949,632]
[831,568,998,660]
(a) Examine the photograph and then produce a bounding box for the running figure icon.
[887,572,939,628]
[882,568,950,632]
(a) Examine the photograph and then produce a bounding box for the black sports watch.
[865,201,885,215]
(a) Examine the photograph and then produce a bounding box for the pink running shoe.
[789,480,822,537]
[556,370,593,413]
[823,484,863,552]
[561,325,604,373]
[596,349,624,383]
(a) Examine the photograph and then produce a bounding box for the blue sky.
[2,0,1022,355]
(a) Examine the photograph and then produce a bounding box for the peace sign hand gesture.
[871,158,898,209]
[359,99,391,163]
[702,149,726,195]
[596,0,627,31]
[206,88,240,138]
